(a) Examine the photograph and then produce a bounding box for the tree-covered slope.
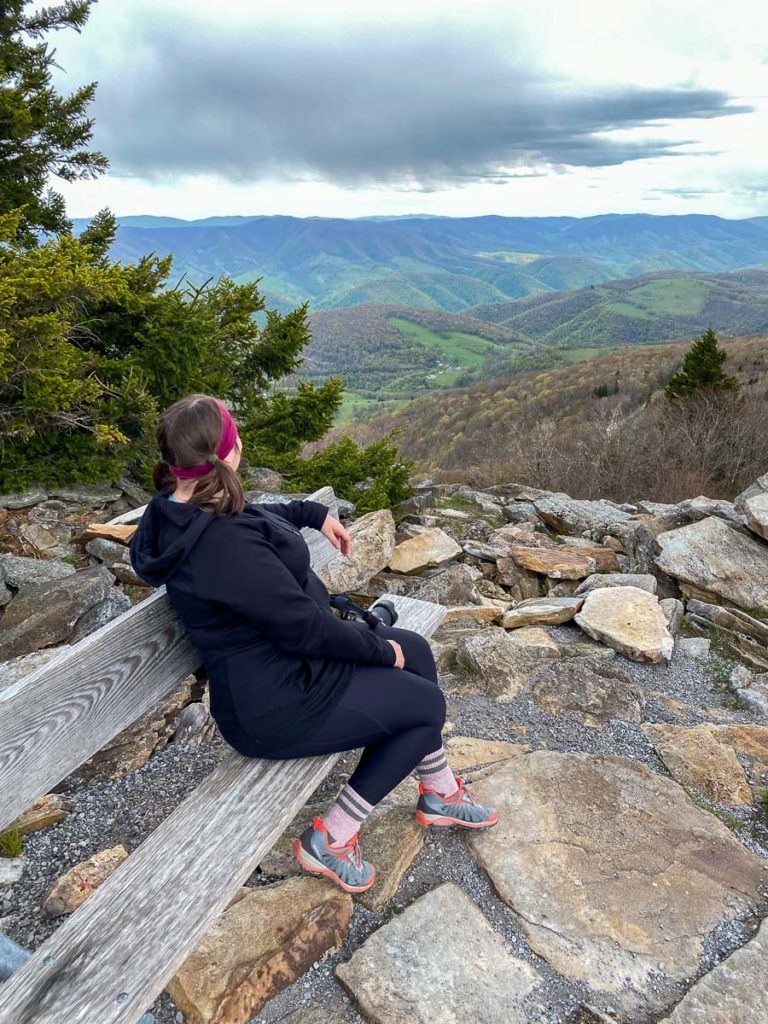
[85,213,768,313]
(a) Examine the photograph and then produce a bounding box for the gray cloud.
[81,18,752,187]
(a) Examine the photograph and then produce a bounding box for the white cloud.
[52,0,768,218]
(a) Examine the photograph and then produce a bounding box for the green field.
[388,317,505,368]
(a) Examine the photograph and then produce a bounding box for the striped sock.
[321,783,374,845]
[415,746,459,797]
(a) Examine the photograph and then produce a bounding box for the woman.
[130,394,497,894]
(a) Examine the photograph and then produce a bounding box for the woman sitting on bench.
[130,393,497,894]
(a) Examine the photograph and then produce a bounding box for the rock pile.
[1,472,768,1024]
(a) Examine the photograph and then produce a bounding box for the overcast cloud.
[51,0,768,218]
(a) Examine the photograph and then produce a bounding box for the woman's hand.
[320,514,351,556]
[387,639,405,669]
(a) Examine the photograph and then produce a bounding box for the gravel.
[2,629,767,1024]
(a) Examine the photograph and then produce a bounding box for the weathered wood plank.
[0,594,446,1024]
[0,488,338,833]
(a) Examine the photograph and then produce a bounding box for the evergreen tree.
[664,326,739,398]
[0,1,107,242]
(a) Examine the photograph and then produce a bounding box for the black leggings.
[287,623,446,805]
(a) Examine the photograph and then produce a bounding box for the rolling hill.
[74,213,768,313]
[294,268,768,421]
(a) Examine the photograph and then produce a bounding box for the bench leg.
[0,931,155,1023]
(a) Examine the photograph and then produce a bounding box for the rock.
[0,857,25,887]
[545,580,580,597]
[676,637,710,661]
[456,626,559,699]
[0,646,72,693]
[466,752,768,1020]
[76,523,137,545]
[336,882,545,1024]
[77,674,201,781]
[575,573,658,596]
[117,475,153,506]
[174,702,217,746]
[686,599,768,647]
[532,494,635,540]
[350,569,424,601]
[575,586,674,663]
[168,877,352,1024]
[71,588,132,642]
[644,724,752,805]
[659,918,768,1023]
[0,489,48,509]
[530,656,645,727]
[43,845,128,918]
[315,509,396,592]
[11,793,72,834]
[677,495,744,525]
[387,527,462,575]
[409,562,482,606]
[85,537,143,585]
[743,492,768,540]
[48,484,123,504]
[506,545,597,580]
[444,602,505,624]
[0,553,75,589]
[444,736,529,772]
[655,516,768,614]
[20,522,59,554]
[501,596,583,629]
[660,598,685,634]
[355,806,425,912]
[496,557,545,601]
[462,538,513,560]
[0,565,114,660]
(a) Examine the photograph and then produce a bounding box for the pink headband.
[168,399,239,479]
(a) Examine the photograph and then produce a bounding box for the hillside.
[288,269,768,422]
[300,305,534,408]
[469,268,768,346]
[76,213,768,313]
[334,332,768,500]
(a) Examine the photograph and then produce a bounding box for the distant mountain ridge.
[72,213,768,313]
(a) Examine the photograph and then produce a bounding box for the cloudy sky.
[52,0,768,220]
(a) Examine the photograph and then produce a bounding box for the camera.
[329,593,399,628]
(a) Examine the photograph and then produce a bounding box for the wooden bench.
[0,487,447,1024]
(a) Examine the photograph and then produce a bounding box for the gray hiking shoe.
[416,775,498,829]
[292,817,376,893]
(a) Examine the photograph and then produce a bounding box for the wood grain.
[0,594,446,1024]
[0,488,338,834]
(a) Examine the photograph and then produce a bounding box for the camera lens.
[369,599,398,627]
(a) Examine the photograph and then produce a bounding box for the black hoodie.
[129,487,396,757]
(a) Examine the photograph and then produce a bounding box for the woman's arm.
[203,520,395,666]
[248,498,328,531]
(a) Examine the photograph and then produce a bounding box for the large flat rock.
[466,751,768,1020]
[574,585,674,663]
[660,918,768,1024]
[336,882,546,1024]
[387,527,462,574]
[655,516,768,613]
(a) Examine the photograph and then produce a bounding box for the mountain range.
[74,213,768,314]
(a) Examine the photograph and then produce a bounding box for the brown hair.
[152,394,245,516]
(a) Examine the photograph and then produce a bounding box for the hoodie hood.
[129,487,218,587]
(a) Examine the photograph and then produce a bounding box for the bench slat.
[0,594,445,1024]
[0,488,339,834]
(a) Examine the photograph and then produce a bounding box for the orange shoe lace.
[313,817,364,868]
